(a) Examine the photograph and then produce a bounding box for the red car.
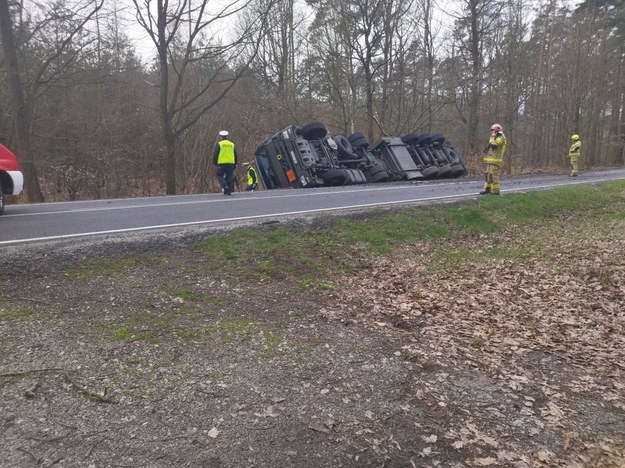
[0,143,24,215]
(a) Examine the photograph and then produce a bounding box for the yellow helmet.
[571,134,580,141]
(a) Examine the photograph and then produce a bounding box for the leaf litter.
[0,214,624,466]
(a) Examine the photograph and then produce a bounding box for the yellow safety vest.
[217,139,235,164]
[246,167,257,186]
[483,133,507,165]
[569,140,581,158]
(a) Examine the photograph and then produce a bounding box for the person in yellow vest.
[480,123,507,195]
[242,162,258,191]
[568,134,581,177]
[212,130,238,195]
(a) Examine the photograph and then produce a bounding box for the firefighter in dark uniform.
[480,123,507,195]
[213,130,238,195]
[243,162,258,191]
[568,134,581,177]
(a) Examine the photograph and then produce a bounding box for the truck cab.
[0,143,24,215]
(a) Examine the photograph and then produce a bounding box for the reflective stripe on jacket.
[569,141,581,158]
[217,140,236,164]
[483,133,507,165]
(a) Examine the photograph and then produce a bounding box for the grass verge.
[196,181,625,279]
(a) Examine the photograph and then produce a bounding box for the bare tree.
[451,0,504,154]
[0,0,42,202]
[132,0,274,194]
[0,0,104,202]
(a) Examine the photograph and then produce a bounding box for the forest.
[1,0,624,202]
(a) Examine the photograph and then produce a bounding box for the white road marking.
[1,176,622,246]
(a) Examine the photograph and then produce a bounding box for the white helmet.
[219,130,229,137]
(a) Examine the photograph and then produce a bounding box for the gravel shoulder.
[1,211,624,467]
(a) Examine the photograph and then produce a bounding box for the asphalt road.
[2,169,625,247]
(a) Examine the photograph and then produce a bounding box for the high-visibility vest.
[217,139,235,164]
[246,167,257,186]
[569,140,581,158]
[483,133,507,165]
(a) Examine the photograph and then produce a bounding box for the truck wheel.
[416,134,433,145]
[430,133,446,144]
[321,169,348,186]
[348,132,369,148]
[334,135,356,158]
[436,164,453,178]
[371,169,391,182]
[421,166,439,179]
[443,147,461,164]
[401,132,420,145]
[302,121,327,140]
[448,164,467,178]
[365,163,390,183]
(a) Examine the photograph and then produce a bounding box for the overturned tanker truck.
[253,121,467,190]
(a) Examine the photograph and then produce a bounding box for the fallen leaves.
[332,218,625,465]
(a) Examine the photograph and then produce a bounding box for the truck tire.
[334,135,356,158]
[430,133,446,144]
[401,132,420,145]
[443,147,462,164]
[421,165,439,179]
[436,164,453,178]
[416,134,433,145]
[302,121,328,140]
[348,132,369,149]
[448,164,467,178]
[365,162,390,182]
[321,169,348,186]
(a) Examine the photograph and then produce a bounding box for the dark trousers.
[216,164,235,193]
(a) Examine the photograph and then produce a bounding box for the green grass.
[67,257,136,281]
[260,325,284,356]
[193,181,625,280]
[446,205,499,233]
[480,182,623,225]
[0,306,35,322]
[199,226,320,277]
[108,325,161,344]
[159,286,228,303]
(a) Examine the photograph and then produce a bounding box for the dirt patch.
[1,216,624,467]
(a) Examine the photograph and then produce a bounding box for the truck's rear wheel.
[321,169,348,186]
[302,121,327,140]
[348,132,368,149]
[421,166,439,179]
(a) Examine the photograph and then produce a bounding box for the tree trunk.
[157,0,176,195]
[467,0,481,154]
[0,0,44,202]
[614,46,625,165]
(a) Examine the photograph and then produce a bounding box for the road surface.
[2,169,624,246]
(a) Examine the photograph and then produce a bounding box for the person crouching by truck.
[480,123,507,195]
[213,130,238,195]
[243,162,258,191]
